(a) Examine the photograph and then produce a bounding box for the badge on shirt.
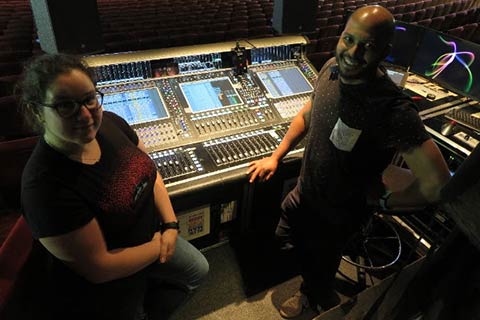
[329,117,362,152]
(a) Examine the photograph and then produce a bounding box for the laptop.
[386,67,409,88]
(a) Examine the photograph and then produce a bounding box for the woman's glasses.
[41,90,104,118]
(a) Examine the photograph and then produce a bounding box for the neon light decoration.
[424,36,475,93]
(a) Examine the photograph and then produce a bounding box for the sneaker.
[279,290,309,319]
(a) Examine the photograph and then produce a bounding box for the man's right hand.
[247,157,279,183]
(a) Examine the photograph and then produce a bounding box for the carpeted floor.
[172,242,373,320]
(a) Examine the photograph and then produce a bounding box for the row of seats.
[448,22,480,43]
[318,0,475,13]
[0,0,477,61]
[412,7,480,30]
[305,0,480,70]
[320,0,473,6]
[0,136,47,319]
[394,4,480,23]
[0,0,479,137]
[0,0,478,126]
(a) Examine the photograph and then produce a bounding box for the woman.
[17,54,208,319]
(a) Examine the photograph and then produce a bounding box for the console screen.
[102,88,168,124]
[256,67,313,98]
[180,77,243,113]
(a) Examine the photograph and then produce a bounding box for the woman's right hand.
[247,157,279,183]
[152,231,161,256]
[152,231,161,242]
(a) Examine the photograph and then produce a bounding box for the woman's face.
[42,69,103,148]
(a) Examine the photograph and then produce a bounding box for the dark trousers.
[276,186,364,310]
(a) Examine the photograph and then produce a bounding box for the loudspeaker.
[272,0,317,34]
[31,0,104,54]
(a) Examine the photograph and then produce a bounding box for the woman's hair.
[15,53,95,133]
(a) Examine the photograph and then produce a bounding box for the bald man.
[248,5,450,318]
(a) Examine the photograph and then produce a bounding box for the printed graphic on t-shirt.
[329,117,362,152]
[133,178,149,203]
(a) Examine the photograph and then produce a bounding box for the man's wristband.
[379,191,393,210]
[160,221,180,232]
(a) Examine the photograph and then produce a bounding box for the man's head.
[335,5,394,84]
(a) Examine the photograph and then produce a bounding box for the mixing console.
[150,147,204,181]
[203,128,281,166]
[94,61,151,84]
[445,103,480,132]
[86,36,315,186]
[423,98,480,156]
[83,35,479,252]
[145,122,303,184]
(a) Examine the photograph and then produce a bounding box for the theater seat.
[0,216,49,320]
[0,136,38,209]
[402,12,415,23]
[448,26,464,39]
[441,13,456,32]
[413,9,426,22]
[424,6,435,20]
[418,19,432,28]
[307,51,333,71]
[462,23,478,41]
[316,36,339,53]
[0,216,33,311]
[430,16,445,31]
[318,25,341,38]
[0,62,22,77]
[0,96,36,141]
[0,75,20,98]
[471,24,480,44]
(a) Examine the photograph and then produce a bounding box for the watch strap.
[379,190,393,210]
[161,221,180,232]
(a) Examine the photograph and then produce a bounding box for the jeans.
[137,236,209,320]
[276,185,364,310]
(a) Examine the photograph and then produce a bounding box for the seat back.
[0,136,38,210]
[0,216,50,320]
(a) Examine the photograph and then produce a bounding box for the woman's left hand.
[158,229,178,263]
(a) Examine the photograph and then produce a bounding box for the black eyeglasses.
[41,90,104,118]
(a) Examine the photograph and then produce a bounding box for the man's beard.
[335,51,377,82]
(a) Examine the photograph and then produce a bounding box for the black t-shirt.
[299,58,430,221]
[21,111,158,319]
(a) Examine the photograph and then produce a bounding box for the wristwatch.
[379,191,393,210]
[161,221,180,232]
